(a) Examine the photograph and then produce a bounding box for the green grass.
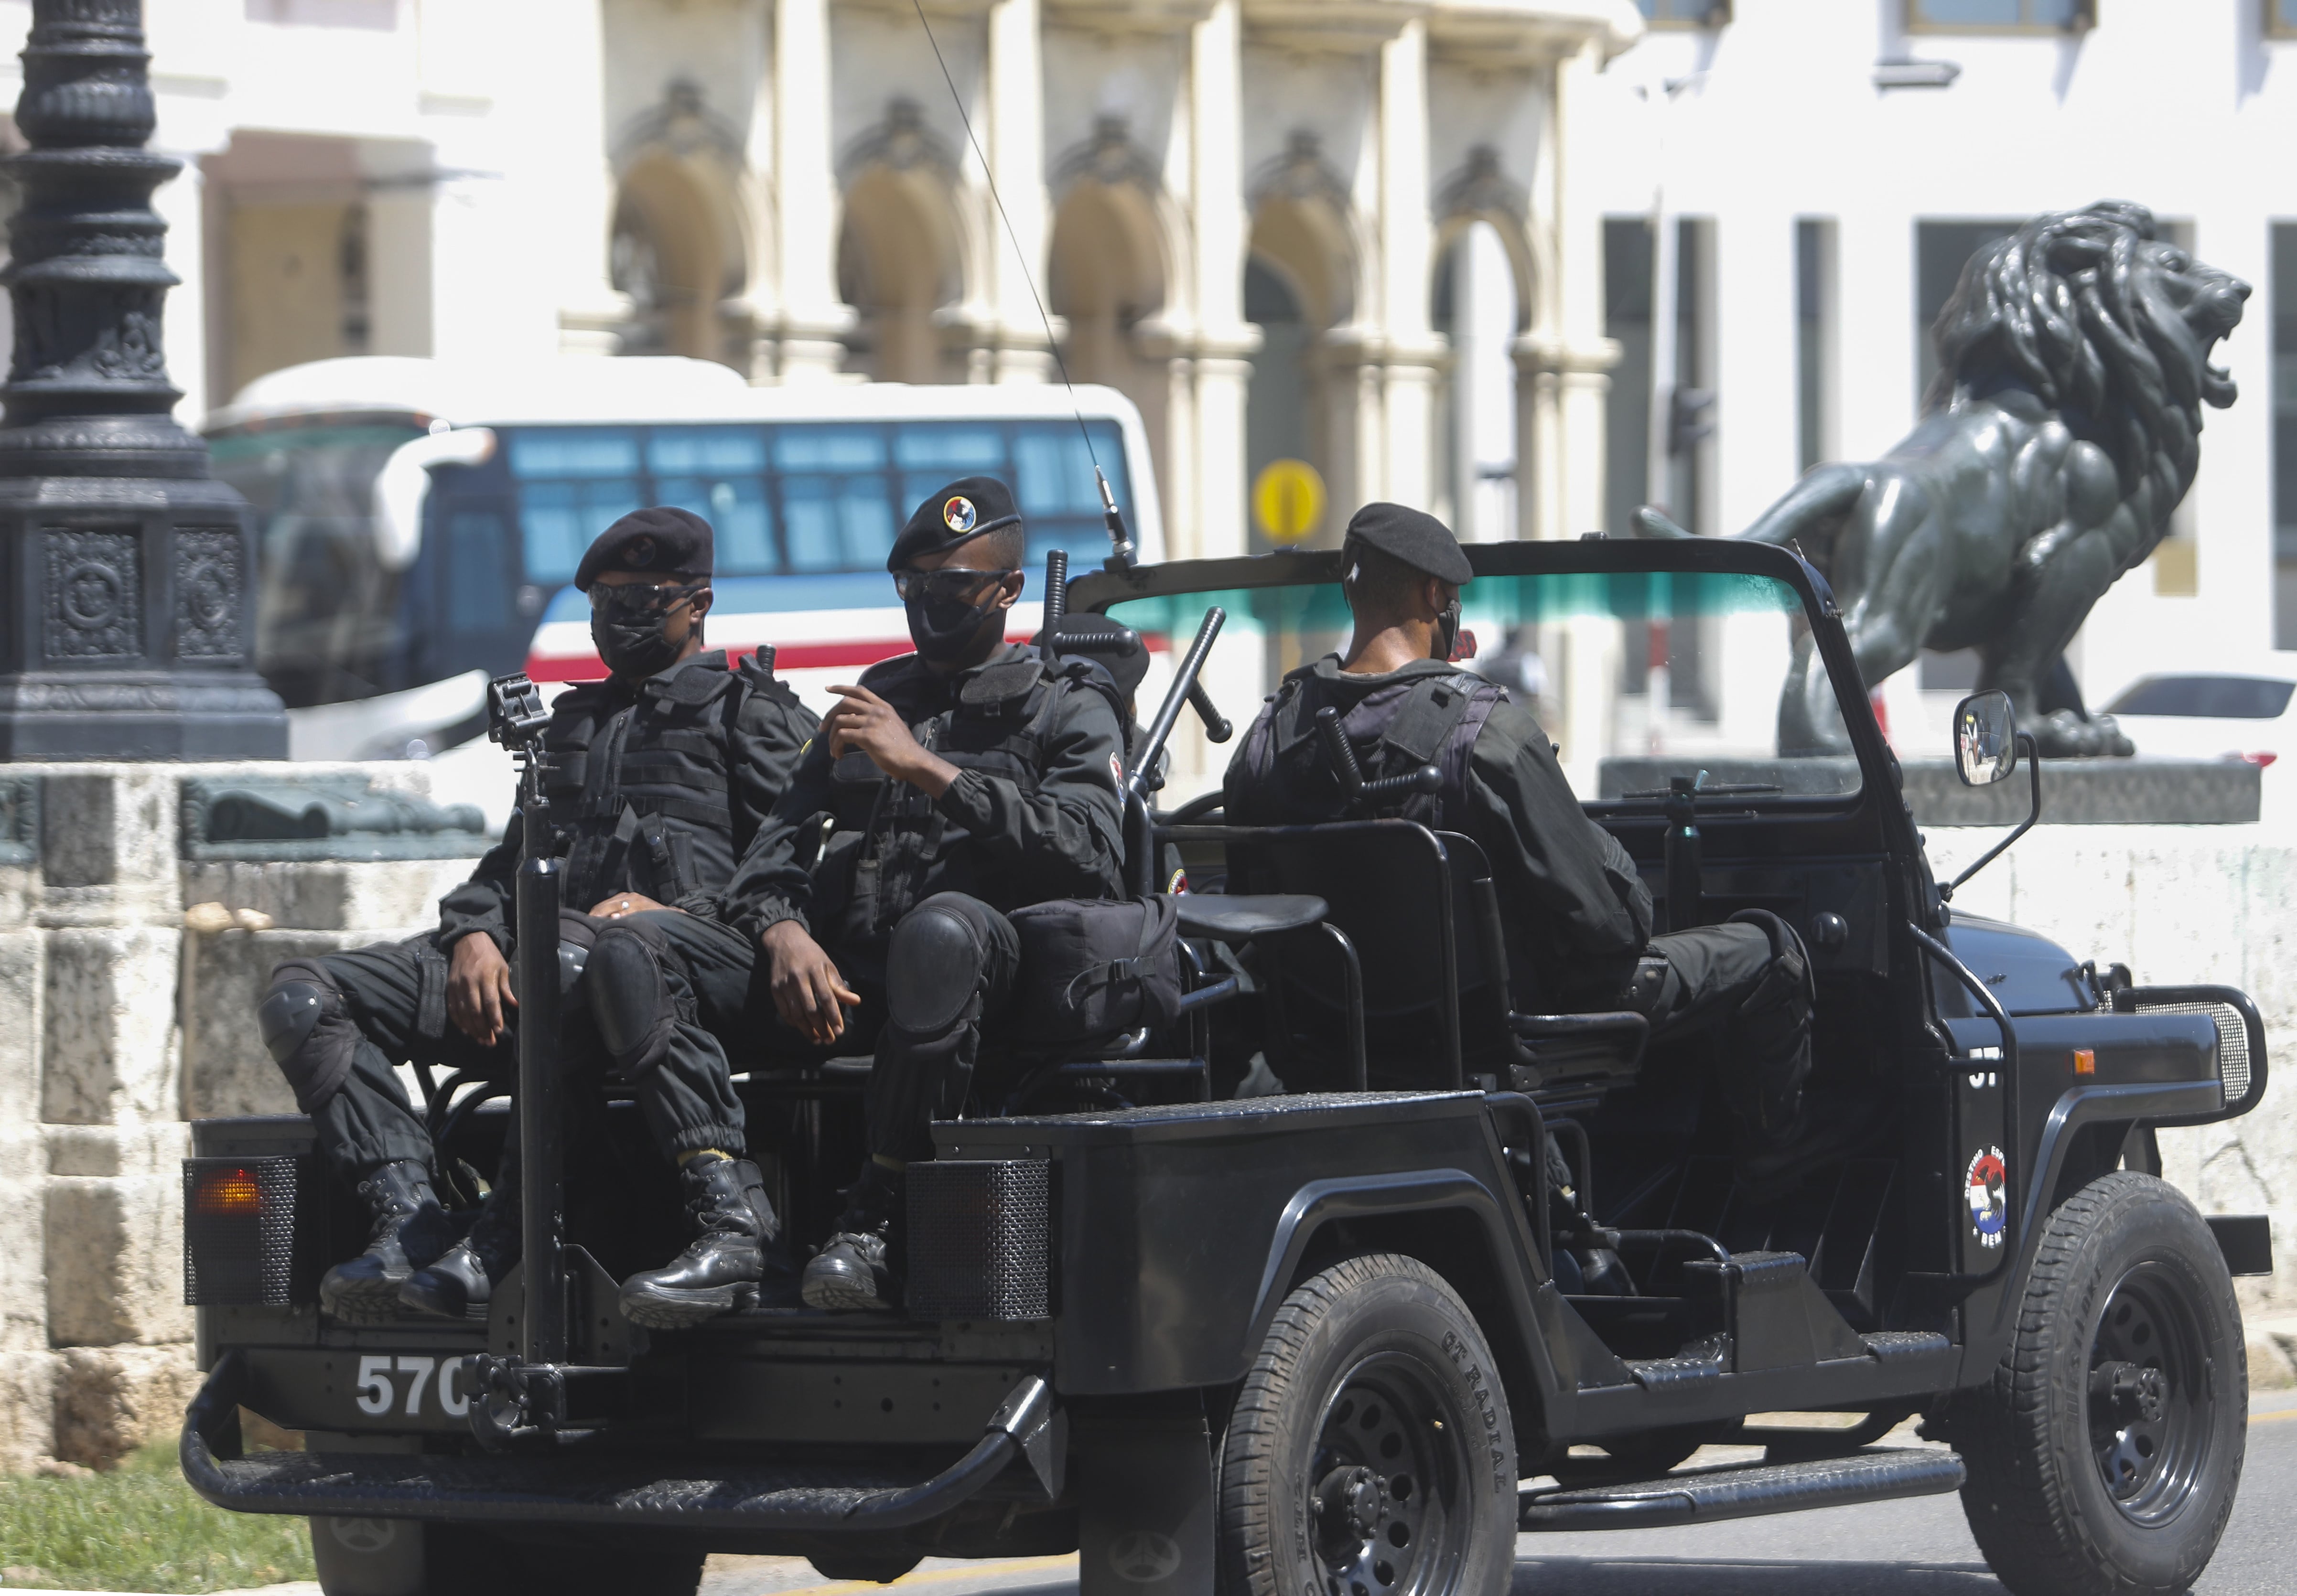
[0,1440,314,1593]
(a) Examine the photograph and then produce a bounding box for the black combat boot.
[619,1154,795,1329]
[399,1178,520,1322]
[320,1161,456,1324]
[801,1162,901,1313]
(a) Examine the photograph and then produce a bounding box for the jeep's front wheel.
[1217,1253,1517,1596]
[1953,1171,2246,1596]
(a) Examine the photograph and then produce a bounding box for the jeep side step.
[1519,1447,1964,1532]
[181,1351,1061,1532]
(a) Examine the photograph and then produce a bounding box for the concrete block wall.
[1924,824,2297,1323]
[0,761,480,1469]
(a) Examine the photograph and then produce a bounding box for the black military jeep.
[182,537,2270,1596]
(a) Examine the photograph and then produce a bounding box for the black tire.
[1952,1171,2246,1596]
[806,1551,926,1583]
[424,1524,705,1596]
[1217,1253,1517,1596]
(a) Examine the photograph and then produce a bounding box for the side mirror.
[1953,690,2018,787]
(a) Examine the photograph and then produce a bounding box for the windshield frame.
[1073,535,1897,818]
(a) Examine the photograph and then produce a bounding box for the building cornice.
[1241,0,1430,56]
[1425,0,1644,68]
[1043,0,1219,37]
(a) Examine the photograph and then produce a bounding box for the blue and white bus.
[205,357,1163,757]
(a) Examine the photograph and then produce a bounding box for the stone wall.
[0,762,481,1470]
[1924,824,2297,1327]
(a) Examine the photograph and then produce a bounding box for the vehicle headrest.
[1037,612,1148,700]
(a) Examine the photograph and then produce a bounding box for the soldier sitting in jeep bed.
[183,533,2271,1596]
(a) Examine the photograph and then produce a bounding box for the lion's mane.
[1924,200,2229,504]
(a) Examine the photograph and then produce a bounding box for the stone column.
[1377,17,1444,512]
[985,0,1056,383]
[547,0,630,355]
[1186,0,1255,563]
[1540,35,1616,541]
[0,785,51,1471]
[766,0,853,383]
[0,0,285,760]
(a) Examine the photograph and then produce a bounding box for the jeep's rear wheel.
[1217,1253,1517,1596]
[1952,1171,2245,1596]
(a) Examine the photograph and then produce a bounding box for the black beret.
[575,506,712,592]
[1036,611,1149,699]
[889,476,1022,571]
[1343,502,1472,586]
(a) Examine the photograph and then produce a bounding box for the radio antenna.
[908,0,1135,570]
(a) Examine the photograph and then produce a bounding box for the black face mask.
[1434,598,1464,662]
[589,585,696,678]
[906,589,1003,665]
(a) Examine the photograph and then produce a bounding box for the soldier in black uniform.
[1224,503,1815,1150]
[631,474,1131,1317]
[256,508,817,1323]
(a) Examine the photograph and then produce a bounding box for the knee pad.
[1722,910,1813,1140]
[259,960,358,1113]
[587,925,673,1073]
[886,900,988,1035]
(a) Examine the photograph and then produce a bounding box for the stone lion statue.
[1641,200,2248,757]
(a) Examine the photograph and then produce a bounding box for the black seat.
[1172,893,1327,941]
[1211,820,1645,1102]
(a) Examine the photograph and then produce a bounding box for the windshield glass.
[210,422,426,707]
[1104,567,1859,808]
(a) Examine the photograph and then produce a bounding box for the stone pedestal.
[0,760,485,1467]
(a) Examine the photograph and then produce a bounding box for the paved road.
[700,1392,2297,1596]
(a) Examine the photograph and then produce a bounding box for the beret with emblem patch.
[1343,501,1472,587]
[889,475,1023,572]
[575,505,714,592]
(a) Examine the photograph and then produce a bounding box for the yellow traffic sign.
[1253,459,1326,545]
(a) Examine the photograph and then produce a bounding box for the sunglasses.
[589,579,708,616]
[892,568,1019,604]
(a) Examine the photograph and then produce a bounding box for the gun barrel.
[1127,606,1225,800]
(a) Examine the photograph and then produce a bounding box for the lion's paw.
[2031,710,2135,759]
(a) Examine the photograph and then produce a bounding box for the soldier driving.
[255,507,817,1324]
[1224,503,1816,1157]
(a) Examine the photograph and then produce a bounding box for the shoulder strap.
[1379,674,1482,765]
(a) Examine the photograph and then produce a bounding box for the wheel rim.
[2086,1259,2213,1526]
[1306,1351,1475,1596]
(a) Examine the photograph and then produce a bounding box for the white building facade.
[1585,0,2297,736]
[0,0,1644,568]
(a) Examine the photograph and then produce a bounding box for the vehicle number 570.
[354,1354,472,1419]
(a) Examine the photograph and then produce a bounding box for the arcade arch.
[836,98,967,385]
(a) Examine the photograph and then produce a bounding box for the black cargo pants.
[1627,908,1814,1144]
[266,909,750,1180]
[598,894,1030,1168]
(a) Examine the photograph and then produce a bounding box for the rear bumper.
[182,1350,1059,1533]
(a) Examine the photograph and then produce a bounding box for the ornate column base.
[0,474,285,761]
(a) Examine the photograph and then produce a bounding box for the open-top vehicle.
[181,535,2270,1596]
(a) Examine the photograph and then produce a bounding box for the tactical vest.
[538,650,795,909]
[1230,664,1508,832]
[810,649,1124,958]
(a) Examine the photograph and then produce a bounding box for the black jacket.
[1225,654,1652,1002]
[439,650,817,953]
[723,643,1128,976]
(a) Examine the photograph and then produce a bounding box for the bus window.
[210,422,423,706]
[777,426,894,571]
[651,426,776,574]
[445,512,514,634]
[511,428,643,584]
[894,421,1006,515]
[1012,419,1128,568]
